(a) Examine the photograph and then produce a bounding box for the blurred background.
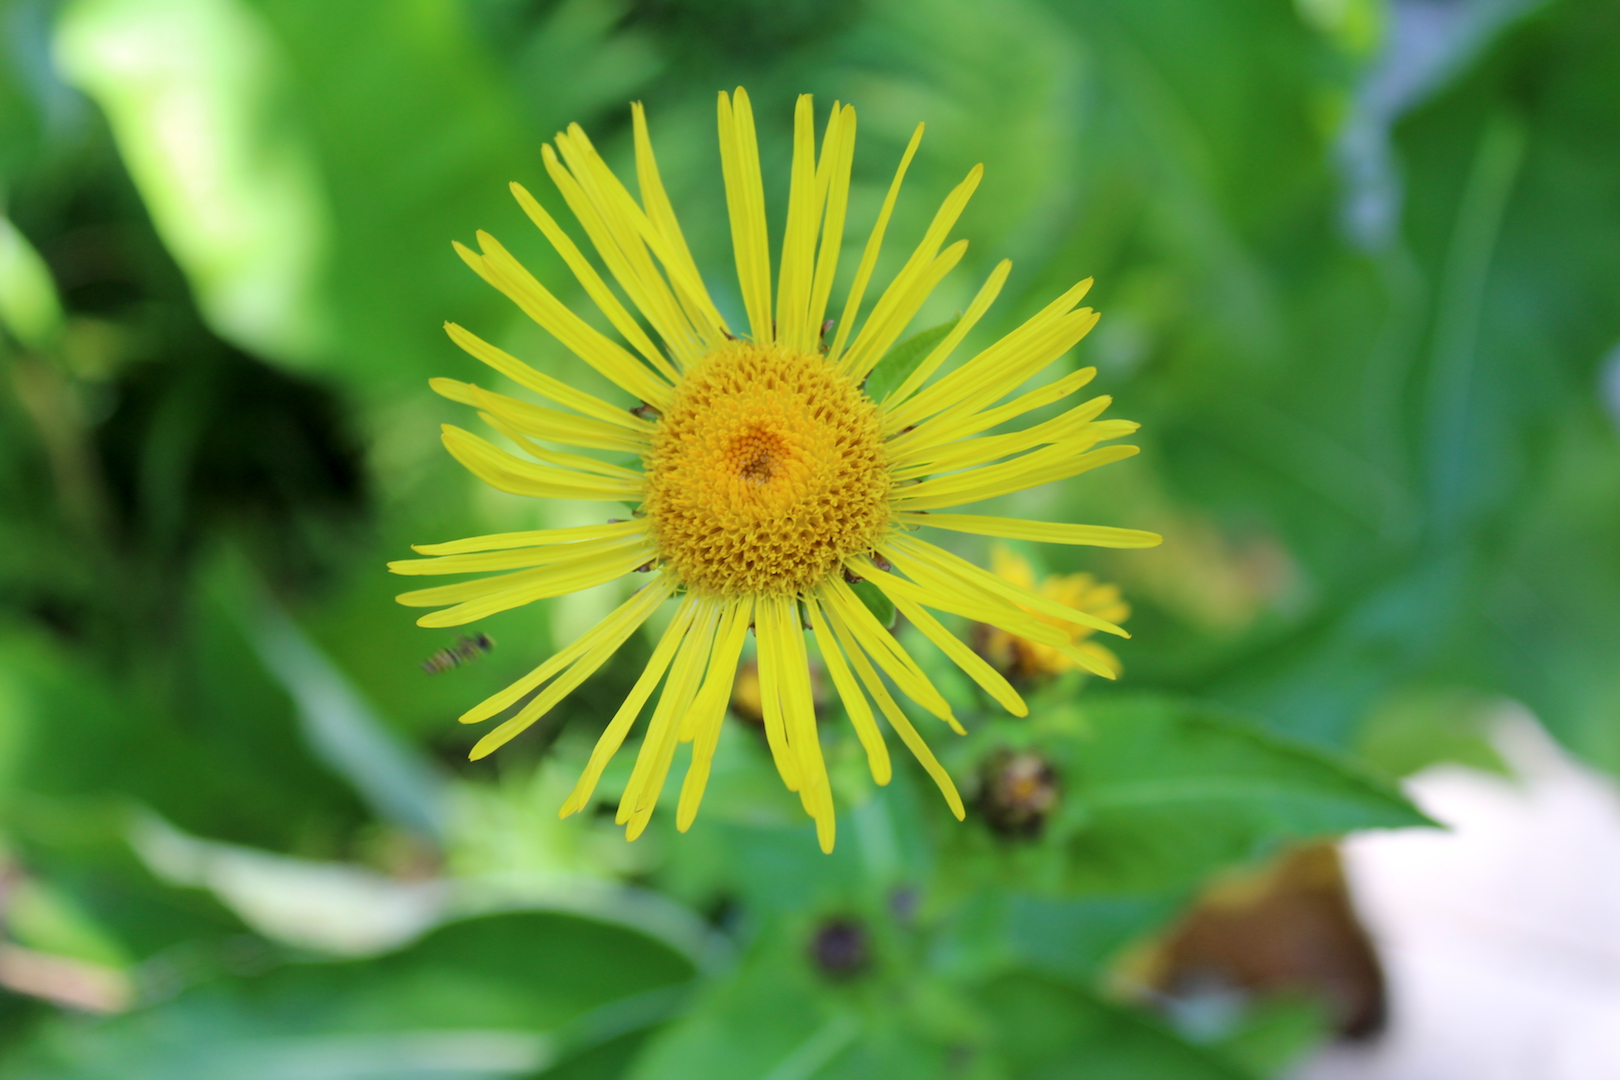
[2,0,1618,1076]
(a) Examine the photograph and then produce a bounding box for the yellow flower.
[976,544,1131,680]
[391,89,1162,852]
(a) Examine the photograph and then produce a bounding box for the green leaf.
[848,579,896,631]
[946,696,1431,895]
[976,973,1256,1080]
[861,316,959,405]
[0,910,696,1080]
[1057,697,1431,891]
[625,921,952,1080]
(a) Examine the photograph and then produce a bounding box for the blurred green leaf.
[948,696,1428,894]
[847,579,896,633]
[1,909,695,1080]
[861,316,959,405]
[975,973,1254,1080]
[0,213,62,348]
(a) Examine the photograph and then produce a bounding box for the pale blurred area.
[1298,710,1620,1080]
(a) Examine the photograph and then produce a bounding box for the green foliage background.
[1,0,1617,1075]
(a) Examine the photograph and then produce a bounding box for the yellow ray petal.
[559,595,698,817]
[775,94,822,353]
[406,543,654,628]
[770,595,835,851]
[631,102,730,347]
[840,163,983,380]
[883,259,1011,407]
[620,598,720,836]
[888,366,1096,459]
[806,104,855,346]
[441,425,645,502]
[459,235,673,408]
[827,122,923,363]
[882,300,1096,435]
[820,576,961,731]
[718,88,773,344]
[891,403,1128,479]
[842,239,970,385]
[546,131,704,367]
[390,524,647,576]
[508,181,679,382]
[411,520,642,557]
[884,591,1026,716]
[676,597,754,831]
[476,411,645,483]
[753,594,802,793]
[823,602,964,819]
[460,578,673,726]
[443,322,654,432]
[467,584,673,759]
[893,441,1138,511]
[430,378,650,455]
[806,593,891,785]
[886,535,1128,638]
[895,513,1163,549]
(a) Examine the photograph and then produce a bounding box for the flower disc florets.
[642,340,890,597]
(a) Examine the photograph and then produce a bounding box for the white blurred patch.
[1296,707,1620,1080]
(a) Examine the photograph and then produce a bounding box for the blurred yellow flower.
[391,89,1160,851]
[976,544,1131,680]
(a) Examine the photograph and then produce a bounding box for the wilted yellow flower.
[976,544,1131,680]
[391,89,1160,851]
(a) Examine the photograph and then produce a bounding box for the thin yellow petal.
[896,513,1163,549]
[883,259,1011,407]
[820,576,961,731]
[806,104,856,345]
[441,425,645,502]
[893,442,1138,511]
[891,399,1124,478]
[390,523,647,575]
[411,521,642,557]
[884,592,1026,717]
[443,322,653,432]
[620,599,720,836]
[477,411,645,483]
[824,603,964,819]
[889,366,1096,458]
[754,594,802,793]
[883,299,1096,435]
[775,94,822,352]
[718,89,773,344]
[631,102,731,347]
[559,595,698,816]
[408,543,653,628]
[841,239,970,384]
[460,578,673,726]
[886,536,1128,638]
[806,593,891,785]
[676,597,754,831]
[508,181,679,382]
[430,378,650,455]
[459,236,673,407]
[546,131,704,367]
[827,122,923,364]
[773,595,835,851]
[840,163,983,380]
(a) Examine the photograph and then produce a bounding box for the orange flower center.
[643,341,890,596]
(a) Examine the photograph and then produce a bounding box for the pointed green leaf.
[862,315,960,404]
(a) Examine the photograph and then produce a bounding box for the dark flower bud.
[809,916,870,980]
[978,749,1060,839]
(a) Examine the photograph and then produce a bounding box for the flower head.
[392,89,1162,852]
[976,544,1132,680]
